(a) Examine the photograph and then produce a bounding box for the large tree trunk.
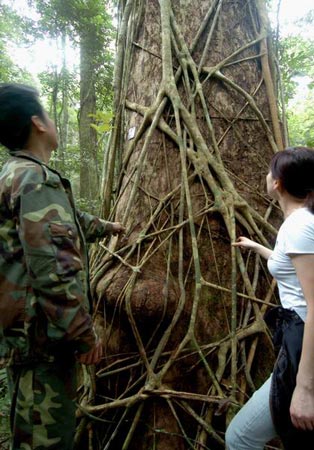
[83,1,285,449]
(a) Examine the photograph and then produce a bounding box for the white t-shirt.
[267,207,314,321]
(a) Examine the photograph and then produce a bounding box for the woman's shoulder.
[281,208,314,250]
[279,208,314,238]
[285,208,314,228]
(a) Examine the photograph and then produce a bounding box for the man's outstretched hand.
[111,222,126,235]
[76,340,103,365]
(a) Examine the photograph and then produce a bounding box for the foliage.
[0,4,33,83]
[30,0,115,109]
[0,369,10,448]
[0,148,10,170]
[89,110,113,134]
[276,7,314,144]
[278,34,314,102]
[38,68,79,106]
[287,90,314,147]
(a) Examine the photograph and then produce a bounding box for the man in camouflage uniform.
[0,84,125,449]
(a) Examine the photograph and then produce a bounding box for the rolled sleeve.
[77,210,114,242]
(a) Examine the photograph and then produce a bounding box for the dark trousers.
[265,307,314,449]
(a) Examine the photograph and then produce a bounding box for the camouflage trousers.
[7,360,77,450]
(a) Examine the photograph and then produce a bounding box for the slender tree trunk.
[79,25,99,209]
[58,32,69,173]
[83,1,284,449]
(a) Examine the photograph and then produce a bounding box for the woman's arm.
[290,253,314,430]
[232,236,273,260]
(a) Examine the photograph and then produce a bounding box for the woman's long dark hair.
[270,147,314,213]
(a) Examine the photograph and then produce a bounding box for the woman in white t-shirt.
[226,147,314,449]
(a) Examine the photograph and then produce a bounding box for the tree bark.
[79,24,99,208]
[85,1,284,449]
[57,32,69,173]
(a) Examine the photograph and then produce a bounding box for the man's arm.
[76,210,125,243]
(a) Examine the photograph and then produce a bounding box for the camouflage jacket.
[0,151,113,367]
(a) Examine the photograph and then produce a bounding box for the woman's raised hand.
[232,236,257,250]
[232,237,273,260]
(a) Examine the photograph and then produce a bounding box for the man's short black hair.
[0,83,45,151]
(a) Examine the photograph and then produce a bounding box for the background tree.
[75,0,114,210]
[30,0,114,210]
[82,1,285,449]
